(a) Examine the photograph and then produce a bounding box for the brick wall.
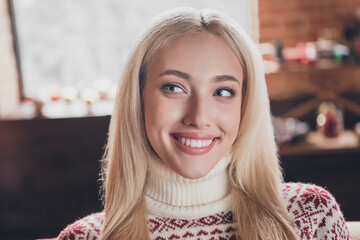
[0,0,20,117]
[247,0,259,42]
[259,0,360,46]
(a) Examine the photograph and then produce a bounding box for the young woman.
[58,8,351,240]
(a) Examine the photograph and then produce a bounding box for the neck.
[145,155,232,218]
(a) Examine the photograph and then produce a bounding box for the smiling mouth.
[172,135,216,148]
[170,133,219,155]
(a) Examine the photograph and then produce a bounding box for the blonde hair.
[100,8,299,240]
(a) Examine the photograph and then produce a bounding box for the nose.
[183,94,212,129]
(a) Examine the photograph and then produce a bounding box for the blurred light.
[48,84,61,101]
[316,39,333,52]
[91,100,114,116]
[41,100,68,118]
[80,88,100,103]
[259,43,275,56]
[41,99,89,118]
[60,86,78,102]
[68,99,88,117]
[108,86,117,100]
[317,114,326,127]
[36,87,52,103]
[334,44,350,55]
[305,42,317,61]
[19,101,37,119]
[285,118,296,131]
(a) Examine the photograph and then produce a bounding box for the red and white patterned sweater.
[58,158,351,240]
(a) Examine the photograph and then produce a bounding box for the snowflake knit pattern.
[58,157,351,240]
[57,183,351,240]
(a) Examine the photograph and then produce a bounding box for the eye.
[161,84,184,93]
[214,88,234,97]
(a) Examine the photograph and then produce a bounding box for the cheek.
[144,94,184,137]
[218,102,241,140]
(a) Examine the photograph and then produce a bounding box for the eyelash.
[161,83,235,97]
[214,88,235,98]
[161,83,185,93]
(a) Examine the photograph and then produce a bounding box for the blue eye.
[214,88,234,97]
[162,84,184,93]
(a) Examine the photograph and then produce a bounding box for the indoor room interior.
[0,0,360,239]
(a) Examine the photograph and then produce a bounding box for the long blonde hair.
[100,8,299,240]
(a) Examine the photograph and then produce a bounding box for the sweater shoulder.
[282,182,351,240]
[57,211,104,240]
[281,182,339,210]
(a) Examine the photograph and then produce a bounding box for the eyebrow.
[159,69,240,84]
[159,70,190,80]
[214,75,240,84]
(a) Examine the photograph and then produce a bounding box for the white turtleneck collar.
[144,155,232,219]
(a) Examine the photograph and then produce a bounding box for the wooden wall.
[0,117,109,239]
[259,0,360,46]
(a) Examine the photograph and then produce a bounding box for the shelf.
[265,61,360,119]
[278,130,360,157]
[265,60,359,75]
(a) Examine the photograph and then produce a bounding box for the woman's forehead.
[158,32,228,56]
[147,32,243,81]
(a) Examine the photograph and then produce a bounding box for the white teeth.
[176,136,214,148]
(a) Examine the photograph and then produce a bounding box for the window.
[11,0,252,117]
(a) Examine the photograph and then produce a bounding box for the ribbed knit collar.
[144,155,232,218]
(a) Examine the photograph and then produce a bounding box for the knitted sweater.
[58,157,351,240]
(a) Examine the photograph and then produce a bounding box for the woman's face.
[143,32,243,179]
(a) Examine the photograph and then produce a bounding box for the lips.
[171,132,218,155]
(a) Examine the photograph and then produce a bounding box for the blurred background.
[0,0,359,239]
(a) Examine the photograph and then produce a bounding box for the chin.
[177,167,211,179]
